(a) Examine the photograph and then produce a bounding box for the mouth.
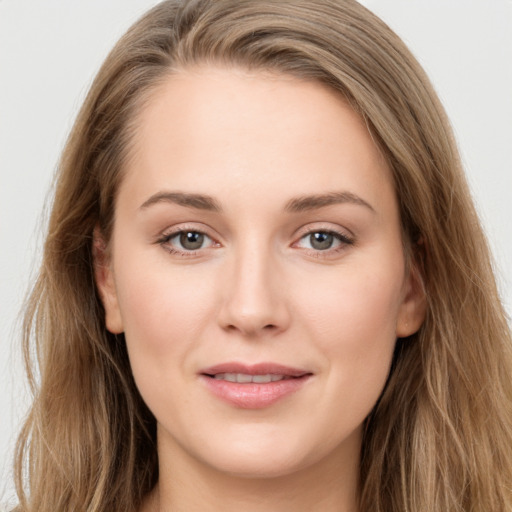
[199,362,313,409]
[208,373,297,383]
[201,361,311,380]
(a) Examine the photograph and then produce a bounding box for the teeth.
[213,373,288,383]
[252,374,272,383]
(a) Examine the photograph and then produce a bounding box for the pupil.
[310,232,333,250]
[180,232,204,250]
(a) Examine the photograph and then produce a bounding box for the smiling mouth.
[200,363,312,408]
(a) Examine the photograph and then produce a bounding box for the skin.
[95,66,425,512]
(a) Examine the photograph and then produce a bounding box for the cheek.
[299,264,403,343]
[113,256,223,425]
[113,254,217,362]
[294,258,404,394]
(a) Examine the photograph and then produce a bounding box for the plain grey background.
[1,0,511,505]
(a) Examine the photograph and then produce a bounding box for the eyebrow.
[139,190,374,214]
[284,191,375,213]
[139,191,222,212]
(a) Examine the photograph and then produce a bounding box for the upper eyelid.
[161,229,217,245]
[294,231,353,247]
[158,223,217,239]
[155,222,354,245]
[293,223,355,240]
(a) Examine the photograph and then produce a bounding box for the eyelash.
[294,228,354,257]
[155,226,355,258]
[156,226,218,256]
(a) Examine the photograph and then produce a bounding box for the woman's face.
[96,67,424,479]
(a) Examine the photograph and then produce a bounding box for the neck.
[142,429,361,512]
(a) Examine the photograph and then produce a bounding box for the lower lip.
[200,375,311,409]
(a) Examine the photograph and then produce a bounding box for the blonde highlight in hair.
[14,1,512,511]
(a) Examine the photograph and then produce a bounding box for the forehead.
[121,66,395,213]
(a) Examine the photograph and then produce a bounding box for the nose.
[217,244,291,337]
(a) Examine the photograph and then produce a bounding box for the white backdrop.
[1,0,511,504]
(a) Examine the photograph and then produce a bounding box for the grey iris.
[180,232,204,250]
[310,232,334,250]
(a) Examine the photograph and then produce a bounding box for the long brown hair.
[15,1,512,511]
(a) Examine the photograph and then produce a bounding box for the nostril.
[223,322,279,336]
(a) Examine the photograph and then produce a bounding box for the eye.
[174,231,207,251]
[158,229,217,254]
[305,232,337,250]
[295,230,353,252]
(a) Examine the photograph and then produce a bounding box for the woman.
[13,0,512,511]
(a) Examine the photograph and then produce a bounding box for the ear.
[93,227,124,334]
[395,260,427,338]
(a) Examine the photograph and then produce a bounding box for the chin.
[205,454,310,480]
[190,428,344,480]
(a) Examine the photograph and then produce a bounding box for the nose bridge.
[218,235,289,336]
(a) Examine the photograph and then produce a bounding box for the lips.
[199,362,313,409]
[212,373,291,383]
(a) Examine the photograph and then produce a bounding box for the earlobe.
[396,262,427,338]
[93,228,124,334]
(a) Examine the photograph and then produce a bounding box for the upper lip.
[200,362,311,377]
